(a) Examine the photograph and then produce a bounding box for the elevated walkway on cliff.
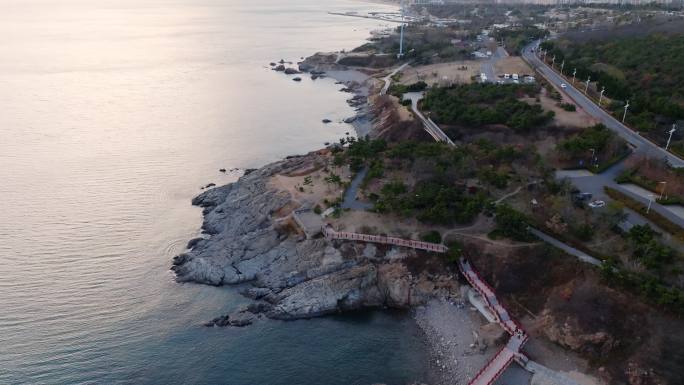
[458,258,529,385]
[323,225,448,253]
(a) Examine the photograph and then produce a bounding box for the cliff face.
[172,154,459,325]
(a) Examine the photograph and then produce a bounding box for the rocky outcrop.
[173,153,458,326]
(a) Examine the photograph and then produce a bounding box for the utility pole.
[560,60,565,75]
[666,124,677,150]
[572,68,577,84]
[584,76,590,95]
[599,86,606,107]
[398,0,405,59]
[551,55,556,68]
[623,100,630,123]
[542,50,547,61]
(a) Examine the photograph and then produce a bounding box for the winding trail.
[380,62,409,96]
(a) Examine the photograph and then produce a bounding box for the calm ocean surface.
[0,1,430,384]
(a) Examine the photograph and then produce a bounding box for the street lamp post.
[584,76,590,95]
[560,60,565,75]
[666,124,677,150]
[623,100,630,123]
[572,68,577,84]
[551,55,556,68]
[599,86,606,107]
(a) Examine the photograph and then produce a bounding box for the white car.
[561,83,567,89]
[588,200,606,208]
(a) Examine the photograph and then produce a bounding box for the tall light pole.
[666,123,677,150]
[599,86,606,107]
[551,55,556,68]
[560,60,565,75]
[572,68,577,84]
[542,50,547,61]
[622,100,630,123]
[584,76,590,95]
[647,194,655,214]
[398,0,405,59]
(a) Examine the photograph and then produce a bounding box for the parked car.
[588,200,606,208]
[561,83,567,89]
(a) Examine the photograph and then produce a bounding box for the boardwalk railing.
[458,258,530,385]
[323,226,448,253]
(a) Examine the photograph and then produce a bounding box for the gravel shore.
[414,297,499,385]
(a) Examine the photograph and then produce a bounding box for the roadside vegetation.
[493,25,549,55]
[616,156,684,204]
[540,33,684,153]
[555,123,630,173]
[604,186,684,241]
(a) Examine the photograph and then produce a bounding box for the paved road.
[522,40,684,168]
[480,46,508,83]
[404,92,455,146]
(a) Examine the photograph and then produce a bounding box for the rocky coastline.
[172,153,460,327]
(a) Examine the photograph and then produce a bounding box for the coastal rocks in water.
[322,119,332,124]
[219,168,226,173]
[173,153,459,324]
[292,77,302,82]
[347,95,367,108]
[273,64,286,72]
[297,52,344,73]
[343,116,357,124]
[284,68,300,75]
[186,237,204,250]
[205,306,262,327]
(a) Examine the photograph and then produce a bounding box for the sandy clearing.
[399,61,481,86]
[494,56,533,77]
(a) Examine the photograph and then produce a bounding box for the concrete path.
[341,167,373,210]
[403,91,456,146]
[380,62,409,96]
[528,228,603,267]
[523,40,684,168]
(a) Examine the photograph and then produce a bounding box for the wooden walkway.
[323,225,448,253]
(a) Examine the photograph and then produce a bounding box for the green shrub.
[420,230,442,244]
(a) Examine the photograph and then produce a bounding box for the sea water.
[0,0,430,384]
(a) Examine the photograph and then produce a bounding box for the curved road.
[522,40,684,168]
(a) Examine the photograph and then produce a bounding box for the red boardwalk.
[459,258,529,385]
[323,226,448,253]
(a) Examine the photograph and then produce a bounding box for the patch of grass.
[604,187,684,241]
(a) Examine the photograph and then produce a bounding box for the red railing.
[323,226,448,253]
[458,258,530,385]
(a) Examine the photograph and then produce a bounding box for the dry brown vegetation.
[621,156,684,199]
[464,242,684,385]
